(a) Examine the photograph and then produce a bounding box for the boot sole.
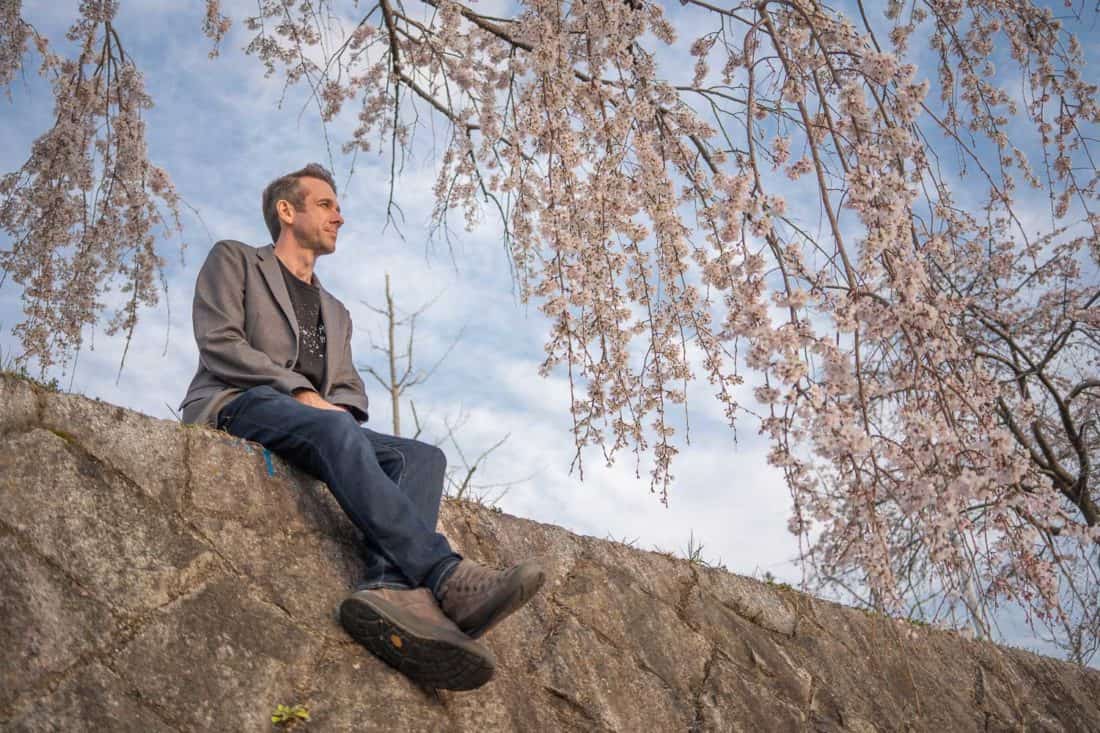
[465,563,547,639]
[340,594,495,691]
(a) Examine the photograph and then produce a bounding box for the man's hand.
[292,388,348,413]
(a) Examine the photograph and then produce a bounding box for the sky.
[3,0,1093,661]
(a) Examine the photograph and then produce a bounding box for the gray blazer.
[179,240,370,427]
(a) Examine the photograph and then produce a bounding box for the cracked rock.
[3,374,1100,731]
[0,428,217,613]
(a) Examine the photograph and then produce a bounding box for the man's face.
[280,176,343,255]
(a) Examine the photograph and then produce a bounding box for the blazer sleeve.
[193,241,316,395]
[327,307,370,422]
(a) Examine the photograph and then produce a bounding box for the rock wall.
[2,373,1098,731]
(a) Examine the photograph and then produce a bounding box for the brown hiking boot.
[339,587,495,690]
[438,559,546,639]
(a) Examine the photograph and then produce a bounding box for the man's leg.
[341,427,546,640]
[357,428,449,591]
[216,385,460,592]
[218,385,544,683]
[347,426,547,640]
[216,385,493,690]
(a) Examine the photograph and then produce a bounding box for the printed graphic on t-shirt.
[300,319,326,359]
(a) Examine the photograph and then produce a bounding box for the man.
[179,163,544,691]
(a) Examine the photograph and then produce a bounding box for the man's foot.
[438,559,546,639]
[339,587,495,690]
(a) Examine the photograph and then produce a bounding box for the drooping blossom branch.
[0,0,182,375]
[201,0,232,58]
[0,0,31,91]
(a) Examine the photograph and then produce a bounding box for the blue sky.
[4,0,1092,660]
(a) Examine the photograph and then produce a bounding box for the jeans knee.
[313,408,363,443]
[420,443,447,480]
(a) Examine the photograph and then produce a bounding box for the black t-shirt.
[277,257,326,392]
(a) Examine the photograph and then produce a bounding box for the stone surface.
[40,391,189,511]
[0,428,217,614]
[111,578,312,731]
[6,662,169,733]
[0,372,39,434]
[2,372,1099,731]
[0,534,118,701]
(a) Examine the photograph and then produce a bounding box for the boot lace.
[447,562,510,597]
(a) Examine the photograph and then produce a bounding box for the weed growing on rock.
[0,345,61,392]
[684,531,727,571]
[271,703,310,728]
[604,533,640,549]
[1,367,60,393]
[761,572,794,593]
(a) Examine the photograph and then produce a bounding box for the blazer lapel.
[256,245,300,344]
[316,276,342,394]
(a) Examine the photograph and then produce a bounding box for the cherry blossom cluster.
[0,0,29,90]
[2,0,183,375]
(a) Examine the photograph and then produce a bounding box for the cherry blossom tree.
[3,0,1098,660]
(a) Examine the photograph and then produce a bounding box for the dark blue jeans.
[216,385,461,593]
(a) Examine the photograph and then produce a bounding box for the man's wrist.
[292,389,350,413]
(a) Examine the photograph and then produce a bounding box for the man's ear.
[276,199,295,228]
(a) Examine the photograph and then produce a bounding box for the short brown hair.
[261,163,338,242]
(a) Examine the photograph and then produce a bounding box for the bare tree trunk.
[359,275,527,505]
[385,274,401,436]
